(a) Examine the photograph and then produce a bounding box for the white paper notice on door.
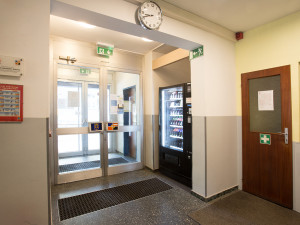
[110,94,118,114]
[258,90,274,111]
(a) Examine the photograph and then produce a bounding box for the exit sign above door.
[97,46,114,57]
[80,68,91,75]
[189,46,203,60]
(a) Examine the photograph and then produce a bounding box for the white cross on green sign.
[260,134,271,145]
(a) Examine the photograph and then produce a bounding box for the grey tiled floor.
[51,169,206,225]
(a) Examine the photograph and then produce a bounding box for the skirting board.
[191,186,238,202]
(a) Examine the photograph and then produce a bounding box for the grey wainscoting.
[0,118,49,225]
[293,142,300,212]
[192,116,239,200]
[144,114,155,169]
[206,116,238,197]
[192,116,206,197]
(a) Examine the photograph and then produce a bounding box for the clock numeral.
[151,3,154,7]
[149,24,152,27]
[142,11,144,14]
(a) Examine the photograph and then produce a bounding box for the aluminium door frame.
[52,61,144,184]
[53,61,103,184]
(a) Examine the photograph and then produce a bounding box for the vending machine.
[159,83,192,187]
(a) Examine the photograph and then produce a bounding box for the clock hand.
[143,14,154,18]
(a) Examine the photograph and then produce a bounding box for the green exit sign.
[189,46,203,60]
[80,68,91,75]
[260,133,271,145]
[97,46,114,56]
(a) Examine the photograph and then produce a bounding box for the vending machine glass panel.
[161,86,183,152]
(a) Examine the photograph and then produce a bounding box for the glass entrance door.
[54,64,143,183]
[105,70,143,175]
[55,64,102,183]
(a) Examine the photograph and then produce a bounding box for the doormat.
[58,178,172,221]
[59,157,128,173]
[189,191,300,225]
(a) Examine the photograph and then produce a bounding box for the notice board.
[0,84,23,122]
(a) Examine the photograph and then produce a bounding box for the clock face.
[138,1,162,30]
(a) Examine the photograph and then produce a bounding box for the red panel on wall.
[0,84,23,122]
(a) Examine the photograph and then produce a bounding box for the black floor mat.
[59,157,128,173]
[58,178,172,221]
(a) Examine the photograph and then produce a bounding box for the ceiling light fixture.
[77,21,96,29]
[141,37,153,42]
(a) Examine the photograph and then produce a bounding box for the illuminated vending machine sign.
[88,122,103,133]
[0,83,23,122]
[106,122,119,131]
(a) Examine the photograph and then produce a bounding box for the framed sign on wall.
[0,83,23,122]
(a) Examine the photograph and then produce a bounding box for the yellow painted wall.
[236,11,300,142]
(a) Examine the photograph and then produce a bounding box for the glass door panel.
[106,70,142,173]
[161,86,184,151]
[58,133,100,174]
[108,131,141,166]
[58,134,82,154]
[57,81,83,128]
[88,83,100,123]
[107,71,140,126]
[55,64,101,180]
[249,75,281,133]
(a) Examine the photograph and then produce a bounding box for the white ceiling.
[164,0,300,32]
[50,1,300,55]
[50,15,162,55]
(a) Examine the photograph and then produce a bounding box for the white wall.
[143,52,155,169]
[236,11,300,212]
[0,1,50,118]
[0,0,50,224]
[51,36,142,72]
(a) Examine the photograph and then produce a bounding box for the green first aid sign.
[260,133,271,145]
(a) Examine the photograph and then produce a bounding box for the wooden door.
[241,65,293,209]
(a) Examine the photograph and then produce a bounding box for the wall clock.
[137,1,163,30]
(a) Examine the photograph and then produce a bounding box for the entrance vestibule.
[53,61,143,184]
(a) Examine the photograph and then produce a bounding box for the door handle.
[277,128,288,144]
